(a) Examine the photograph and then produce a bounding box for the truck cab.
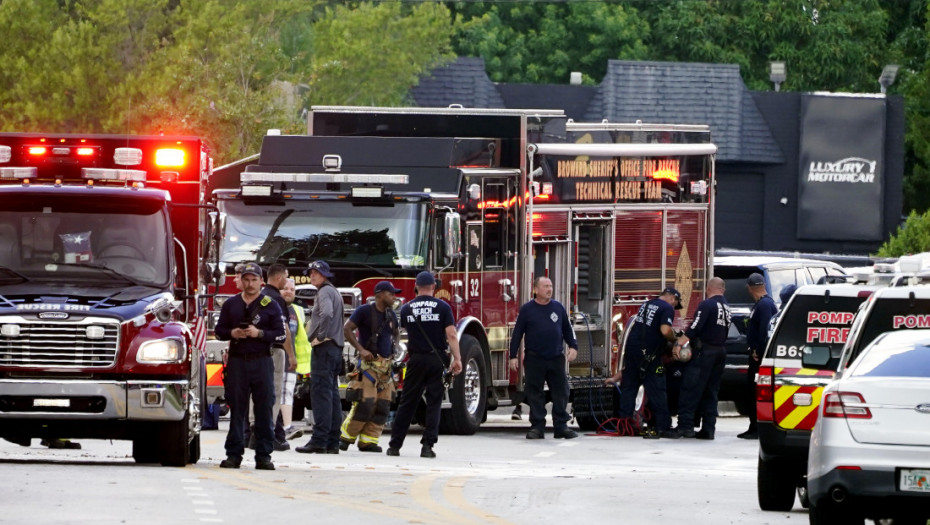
[0,134,212,466]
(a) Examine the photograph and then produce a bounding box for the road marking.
[533,451,555,458]
[192,500,214,505]
[442,476,514,525]
[557,441,579,448]
[199,519,223,523]
[194,509,218,515]
[181,478,201,483]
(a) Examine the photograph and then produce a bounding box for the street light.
[879,64,899,94]
[770,61,786,92]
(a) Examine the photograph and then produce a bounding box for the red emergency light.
[650,168,679,183]
[76,147,95,156]
[156,148,185,167]
[28,146,47,156]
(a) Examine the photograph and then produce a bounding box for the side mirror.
[209,211,227,245]
[801,345,832,369]
[443,212,462,259]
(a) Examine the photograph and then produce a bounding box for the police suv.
[756,284,877,511]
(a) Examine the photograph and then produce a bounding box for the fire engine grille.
[0,321,120,368]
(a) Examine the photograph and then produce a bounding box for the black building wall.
[715,92,904,255]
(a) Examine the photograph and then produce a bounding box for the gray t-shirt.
[307,281,345,346]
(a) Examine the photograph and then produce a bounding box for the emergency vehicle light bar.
[114,147,144,166]
[81,168,147,182]
[529,142,718,157]
[0,146,10,163]
[0,167,37,179]
[241,172,409,185]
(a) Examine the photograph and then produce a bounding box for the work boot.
[338,439,351,451]
[284,426,304,441]
[41,439,81,450]
[255,460,275,471]
[641,427,659,439]
[737,430,758,440]
[358,443,382,453]
[678,428,696,439]
[659,429,682,439]
[295,443,328,454]
[420,444,436,458]
[695,430,715,440]
[525,428,544,440]
[386,447,400,456]
[553,428,578,439]
[219,457,242,469]
[511,405,523,421]
[273,440,290,451]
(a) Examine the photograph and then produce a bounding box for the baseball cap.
[415,271,436,287]
[374,280,402,294]
[661,287,683,310]
[240,262,263,278]
[307,260,334,279]
[747,273,765,286]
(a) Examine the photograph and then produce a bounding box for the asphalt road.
[0,411,803,525]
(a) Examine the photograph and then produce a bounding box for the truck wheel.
[188,433,201,465]
[159,414,191,467]
[757,456,796,511]
[132,433,159,464]
[440,335,486,435]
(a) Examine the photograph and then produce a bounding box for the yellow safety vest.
[292,305,312,375]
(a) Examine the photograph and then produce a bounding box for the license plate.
[900,469,930,493]
[33,398,70,408]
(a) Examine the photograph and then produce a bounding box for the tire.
[757,456,797,511]
[188,433,201,465]
[797,484,810,509]
[159,414,191,467]
[132,433,159,464]
[439,335,487,435]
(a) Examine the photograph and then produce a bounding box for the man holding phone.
[214,262,286,470]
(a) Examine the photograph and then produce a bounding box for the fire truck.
[0,133,213,466]
[205,106,716,434]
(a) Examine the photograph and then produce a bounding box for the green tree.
[449,1,649,85]
[877,209,930,256]
[306,1,455,106]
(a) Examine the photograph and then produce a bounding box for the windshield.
[219,199,428,268]
[0,194,170,286]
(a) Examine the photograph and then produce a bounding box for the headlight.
[138,338,184,363]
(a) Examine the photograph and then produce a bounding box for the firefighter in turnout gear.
[339,281,401,452]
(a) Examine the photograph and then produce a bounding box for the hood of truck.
[0,282,166,321]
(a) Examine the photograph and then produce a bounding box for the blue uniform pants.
[309,341,343,449]
[389,353,445,449]
[224,354,275,462]
[676,345,726,434]
[523,354,571,432]
[618,347,672,431]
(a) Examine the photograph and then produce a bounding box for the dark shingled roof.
[584,60,783,163]
[412,58,783,164]
[496,84,597,121]
[410,57,506,109]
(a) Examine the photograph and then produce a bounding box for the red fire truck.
[206,106,716,433]
[0,133,213,466]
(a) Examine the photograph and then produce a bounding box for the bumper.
[759,421,811,465]
[808,467,930,517]
[0,378,189,421]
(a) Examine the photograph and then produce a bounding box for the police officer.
[297,260,345,454]
[675,277,731,440]
[508,276,579,440]
[387,272,462,458]
[339,280,401,452]
[739,272,777,440]
[215,262,286,470]
[606,288,682,439]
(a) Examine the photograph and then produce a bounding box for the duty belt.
[229,351,272,360]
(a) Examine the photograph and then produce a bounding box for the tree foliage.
[449,1,648,84]
[877,210,930,257]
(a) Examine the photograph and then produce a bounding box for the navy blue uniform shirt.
[349,303,397,358]
[215,293,286,356]
[685,295,731,346]
[625,298,675,352]
[262,284,289,348]
[400,296,454,355]
[509,299,577,360]
[746,295,777,351]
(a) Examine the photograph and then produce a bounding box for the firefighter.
[739,273,777,440]
[606,288,682,439]
[386,271,462,458]
[675,277,731,440]
[215,262,286,470]
[508,276,579,440]
[339,280,400,452]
